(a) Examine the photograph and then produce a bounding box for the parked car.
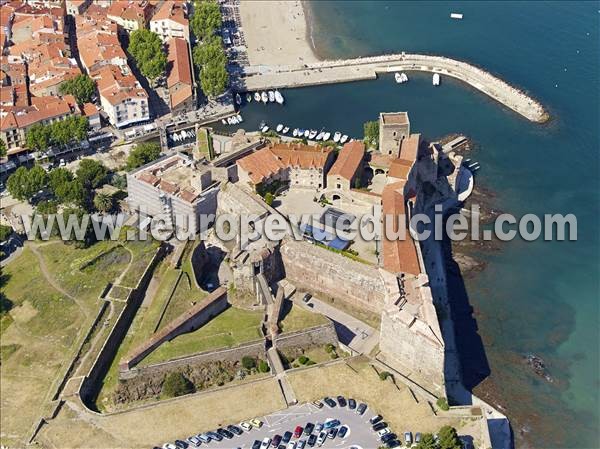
[348,398,356,410]
[162,444,176,449]
[312,400,323,409]
[316,432,327,447]
[261,437,272,449]
[278,445,286,449]
[323,397,336,408]
[327,428,338,439]
[357,403,368,415]
[282,431,293,443]
[240,422,253,431]
[297,439,306,449]
[307,434,317,447]
[302,293,312,303]
[294,426,304,438]
[250,419,263,428]
[272,435,282,447]
[338,426,348,439]
[315,423,323,433]
[198,434,211,443]
[415,432,422,443]
[174,441,188,449]
[323,419,340,429]
[228,425,243,435]
[207,432,222,441]
[336,396,347,407]
[373,422,388,432]
[252,440,261,449]
[186,436,201,447]
[404,432,413,445]
[378,428,391,437]
[386,440,401,448]
[370,415,383,425]
[381,433,397,443]
[217,428,234,439]
[304,423,314,435]
[286,442,295,449]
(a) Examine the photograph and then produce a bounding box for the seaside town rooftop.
[380,111,410,126]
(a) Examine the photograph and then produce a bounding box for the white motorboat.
[323,132,331,141]
[261,125,270,133]
[235,93,242,105]
[221,119,227,125]
[433,73,441,86]
[246,93,252,102]
[282,126,289,134]
[254,92,261,102]
[173,133,180,142]
[450,12,463,19]
[400,72,408,82]
[316,131,324,140]
[261,91,269,103]
[333,132,341,143]
[292,128,299,137]
[274,90,284,104]
[236,114,243,123]
[340,135,348,144]
[276,124,283,132]
[268,90,275,102]
[395,72,409,83]
[395,72,402,83]
[303,129,310,138]
[227,116,235,124]
[309,130,317,139]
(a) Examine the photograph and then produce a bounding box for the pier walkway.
[238,53,548,123]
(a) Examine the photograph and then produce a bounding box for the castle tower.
[379,112,410,157]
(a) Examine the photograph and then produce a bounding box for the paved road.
[162,402,388,449]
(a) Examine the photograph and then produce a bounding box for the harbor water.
[230,2,599,448]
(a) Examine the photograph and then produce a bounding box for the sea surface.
[233,2,599,448]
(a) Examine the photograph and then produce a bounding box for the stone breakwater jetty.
[240,53,549,123]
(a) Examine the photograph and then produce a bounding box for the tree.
[199,60,228,97]
[26,124,50,151]
[364,120,379,149]
[192,35,228,97]
[241,356,256,370]
[76,159,108,189]
[6,165,48,201]
[93,193,113,213]
[379,371,392,381]
[36,200,59,215]
[0,139,6,158]
[190,0,222,40]
[264,192,274,206]
[436,397,450,411]
[59,74,96,104]
[258,360,270,373]
[0,224,12,241]
[128,29,167,82]
[110,173,127,190]
[126,142,161,170]
[162,372,194,398]
[438,426,461,449]
[415,433,438,449]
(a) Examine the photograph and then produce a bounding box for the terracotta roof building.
[327,140,365,190]
[237,143,334,191]
[150,0,189,42]
[107,0,154,32]
[166,37,195,114]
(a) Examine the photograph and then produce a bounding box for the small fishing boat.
[292,128,299,137]
[254,92,261,102]
[316,131,324,140]
[235,93,242,105]
[276,124,283,132]
[303,129,310,138]
[298,129,305,137]
[221,119,227,125]
[340,135,349,144]
[268,90,275,102]
[450,12,463,19]
[322,131,331,141]
[395,72,402,83]
[274,90,284,104]
[261,125,270,133]
[236,114,243,123]
[261,91,268,103]
[433,73,441,86]
[282,126,289,134]
[333,132,341,143]
[308,130,317,139]
[246,93,252,103]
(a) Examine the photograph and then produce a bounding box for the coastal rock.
[525,354,553,383]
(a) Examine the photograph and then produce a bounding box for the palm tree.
[93,193,113,213]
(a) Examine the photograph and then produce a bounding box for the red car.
[294,426,304,438]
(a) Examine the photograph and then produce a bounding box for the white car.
[287,442,295,449]
[378,428,391,437]
[261,437,272,449]
[240,421,252,431]
[316,431,327,447]
[162,444,177,449]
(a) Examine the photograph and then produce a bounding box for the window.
[336,183,341,189]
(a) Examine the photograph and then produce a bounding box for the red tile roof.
[237,147,285,185]
[151,0,187,26]
[328,140,364,180]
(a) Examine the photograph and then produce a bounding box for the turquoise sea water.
[236,2,599,448]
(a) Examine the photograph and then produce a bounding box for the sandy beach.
[239,0,318,66]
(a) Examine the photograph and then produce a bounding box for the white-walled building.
[149,1,189,42]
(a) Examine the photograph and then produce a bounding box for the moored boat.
[261,125,270,133]
[236,114,243,123]
[276,124,283,132]
[282,126,289,134]
[254,92,261,102]
[316,131,324,140]
[268,90,275,102]
[261,91,268,103]
[292,128,299,137]
[235,93,242,105]
[433,73,441,86]
[340,135,348,144]
[323,131,331,141]
[274,90,284,104]
[309,130,317,139]
[246,93,252,102]
[395,72,402,83]
[221,119,227,125]
[333,132,341,143]
[303,129,310,138]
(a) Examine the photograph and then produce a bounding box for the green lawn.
[158,271,208,328]
[140,306,264,366]
[278,302,329,333]
[118,238,160,288]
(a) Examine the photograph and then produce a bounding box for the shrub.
[306,360,316,366]
[298,355,309,365]
[325,343,335,353]
[241,356,256,370]
[436,397,450,411]
[162,372,194,398]
[258,360,270,373]
[264,192,274,206]
[379,371,392,381]
[330,352,339,360]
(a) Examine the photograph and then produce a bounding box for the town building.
[126,153,220,235]
[149,0,189,42]
[166,37,195,115]
[378,112,410,157]
[326,140,365,191]
[237,143,334,191]
[94,64,149,128]
[65,0,92,15]
[76,20,127,74]
[106,0,153,32]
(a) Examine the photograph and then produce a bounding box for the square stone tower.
[379,112,410,157]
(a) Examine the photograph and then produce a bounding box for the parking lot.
[159,399,394,449]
